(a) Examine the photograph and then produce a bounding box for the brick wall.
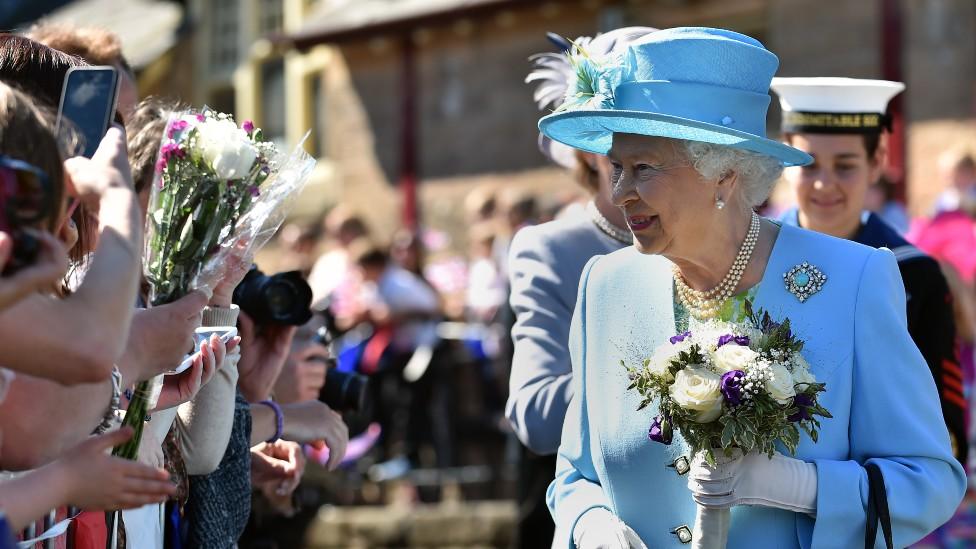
[903,0,976,215]
[306,0,976,235]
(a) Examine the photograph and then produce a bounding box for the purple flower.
[720,370,746,407]
[167,119,189,138]
[670,331,692,344]
[717,334,751,348]
[648,415,672,445]
[242,120,255,133]
[788,393,815,422]
[248,185,261,197]
[196,113,206,122]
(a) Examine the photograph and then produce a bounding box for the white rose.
[196,119,258,180]
[765,362,797,404]
[669,367,723,423]
[647,343,676,382]
[711,344,758,374]
[791,355,817,388]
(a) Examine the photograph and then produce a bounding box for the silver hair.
[678,140,784,207]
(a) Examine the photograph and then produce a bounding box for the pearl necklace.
[587,201,632,244]
[673,212,761,320]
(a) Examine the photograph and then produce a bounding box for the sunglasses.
[0,155,54,229]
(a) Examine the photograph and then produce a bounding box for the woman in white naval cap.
[507,26,656,548]
[773,77,967,467]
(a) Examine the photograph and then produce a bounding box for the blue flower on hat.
[559,42,627,111]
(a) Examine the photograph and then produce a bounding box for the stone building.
[22,0,976,237]
[273,0,976,239]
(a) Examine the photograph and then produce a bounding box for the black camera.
[232,266,313,326]
[0,156,56,276]
[313,318,370,414]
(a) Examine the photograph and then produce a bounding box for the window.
[210,0,240,76]
[259,0,284,35]
[261,58,286,147]
[209,86,236,118]
[310,72,327,158]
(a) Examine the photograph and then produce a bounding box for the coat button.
[667,455,690,475]
[672,525,693,543]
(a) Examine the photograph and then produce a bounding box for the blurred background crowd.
[2,0,976,548]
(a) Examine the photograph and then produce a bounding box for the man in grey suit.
[506,27,655,548]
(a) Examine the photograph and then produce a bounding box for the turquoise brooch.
[784,262,827,302]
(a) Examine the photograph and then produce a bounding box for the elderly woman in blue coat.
[539,27,966,549]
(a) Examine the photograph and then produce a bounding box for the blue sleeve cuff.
[811,458,867,549]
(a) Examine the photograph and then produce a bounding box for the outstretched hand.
[154,334,239,411]
[53,427,175,510]
[0,230,68,309]
[251,440,306,516]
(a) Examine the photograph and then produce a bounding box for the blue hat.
[538,27,813,167]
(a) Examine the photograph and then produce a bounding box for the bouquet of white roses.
[114,109,314,459]
[625,301,830,548]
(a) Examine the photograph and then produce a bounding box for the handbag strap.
[864,462,894,549]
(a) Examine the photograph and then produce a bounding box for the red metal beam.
[399,36,418,231]
[881,0,906,202]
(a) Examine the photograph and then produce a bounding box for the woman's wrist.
[97,188,141,239]
[43,458,76,509]
[202,304,239,326]
[257,400,283,443]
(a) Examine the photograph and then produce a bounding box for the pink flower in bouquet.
[167,119,189,139]
[156,142,186,174]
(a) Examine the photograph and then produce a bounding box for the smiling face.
[608,133,717,257]
[783,133,883,239]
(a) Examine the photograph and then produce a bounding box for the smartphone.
[56,66,120,158]
[167,327,239,375]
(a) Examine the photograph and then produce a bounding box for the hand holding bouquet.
[626,301,831,548]
[114,110,314,459]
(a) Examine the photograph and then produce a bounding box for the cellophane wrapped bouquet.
[113,109,314,459]
[625,301,831,548]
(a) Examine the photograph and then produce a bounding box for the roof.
[0,0,73,29]
[29,0,184,69]
[290,0,524,49]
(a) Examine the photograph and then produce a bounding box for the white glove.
[687,450,818,515]
[573,508,647,549]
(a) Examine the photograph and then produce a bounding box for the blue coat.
[548,221,966,548]
[507,211,629,455]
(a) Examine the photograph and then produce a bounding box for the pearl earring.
[715,197,726,210]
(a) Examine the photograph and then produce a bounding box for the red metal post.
[881,0,906,202]
[399,35,419,231]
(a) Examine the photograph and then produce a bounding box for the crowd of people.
[0,26,349,548]
[1,14,976,549]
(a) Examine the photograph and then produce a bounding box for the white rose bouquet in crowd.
[114,109,314,459]
[626,301,830,549]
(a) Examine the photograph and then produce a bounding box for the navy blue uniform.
[785,209,968,464]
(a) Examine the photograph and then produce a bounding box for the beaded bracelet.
[258,399,283,443]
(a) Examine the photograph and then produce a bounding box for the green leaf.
[721,419,736,448]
